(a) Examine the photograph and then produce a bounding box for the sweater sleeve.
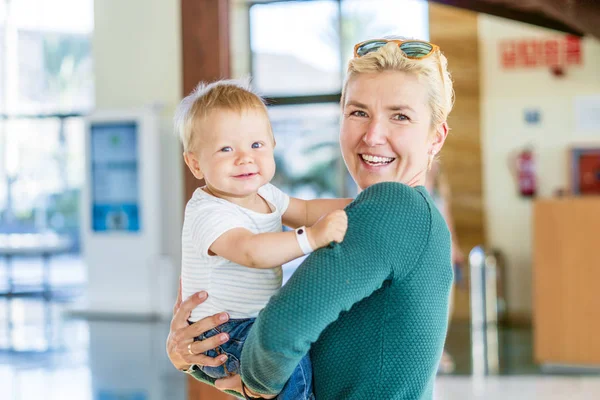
[239,182,431,395]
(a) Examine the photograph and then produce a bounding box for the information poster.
[90,122,140,232]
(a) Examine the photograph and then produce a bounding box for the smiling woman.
[168,36,457,400]
[341,70,440,189]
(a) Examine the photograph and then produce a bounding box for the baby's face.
[194,108,276,198]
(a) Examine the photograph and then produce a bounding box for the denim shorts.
[193,318,314,400]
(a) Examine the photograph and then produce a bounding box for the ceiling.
[429,0,600,39]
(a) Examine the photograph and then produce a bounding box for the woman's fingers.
[215,374,242,392]
[171,291,208,329]
[185,312,229,338]
[182,332,230,365]
[187,352,228,368]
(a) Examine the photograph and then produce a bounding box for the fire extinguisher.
[515,147,536,197]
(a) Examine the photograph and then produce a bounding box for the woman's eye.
[393,114,409,121]
[350,110,368,117]
[251,142,263,149]
[220,146,233,152]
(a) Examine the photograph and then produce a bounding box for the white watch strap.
[295,226,314,255]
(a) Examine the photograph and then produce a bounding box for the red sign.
[499,35,582,69]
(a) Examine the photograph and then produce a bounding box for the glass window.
[18,30,93,113]
[250,0,342,96]
[0,0,92,246]
[268,103,350,199]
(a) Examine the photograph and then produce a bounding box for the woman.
[167,37,455,399]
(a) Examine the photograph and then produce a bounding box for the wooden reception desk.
[533,197,600,366]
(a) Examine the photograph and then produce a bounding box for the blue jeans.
[194,318,314,400]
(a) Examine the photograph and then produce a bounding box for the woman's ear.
[430,121,449,155]
[183,152,204,180]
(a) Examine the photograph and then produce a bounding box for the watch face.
[297,228,304,234]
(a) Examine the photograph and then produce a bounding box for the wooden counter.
[533,197,600,366]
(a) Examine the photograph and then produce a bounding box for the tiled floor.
[0,257,599,399]
[434,376,600,400]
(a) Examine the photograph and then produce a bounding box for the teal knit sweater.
[190,182,453,399]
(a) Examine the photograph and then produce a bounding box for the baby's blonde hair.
[174,78,270,152]
[342,37,454,130]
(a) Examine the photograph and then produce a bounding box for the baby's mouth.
[234,172,258,178]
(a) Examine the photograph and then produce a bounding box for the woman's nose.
[362,119,387,147]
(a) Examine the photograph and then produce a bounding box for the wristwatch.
[242,382,268,399]
[294,226,314,255]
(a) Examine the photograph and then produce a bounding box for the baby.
[174,79,350,399]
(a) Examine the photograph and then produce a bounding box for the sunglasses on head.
[353,38,447,105]
[353,39,440,59]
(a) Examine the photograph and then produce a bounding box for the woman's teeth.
[360,154,395,165]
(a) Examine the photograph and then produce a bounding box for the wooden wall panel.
[182,1,234,399]
[533,198,600,365]
[181,0,231,202]
[429,3,485,320]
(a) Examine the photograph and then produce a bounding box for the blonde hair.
[341,38,454,130]
[174,78,270,152]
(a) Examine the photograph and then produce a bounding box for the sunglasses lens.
[399,41,434,58]
[356,40,388,57]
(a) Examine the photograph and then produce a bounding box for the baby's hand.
[307,210,348,250]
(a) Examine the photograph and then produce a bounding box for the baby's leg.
[194,318,255,379]
[276,353,314,400]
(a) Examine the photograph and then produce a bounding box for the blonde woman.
[168,37,455,400]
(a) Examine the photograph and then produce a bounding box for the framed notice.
[570,147,600,195]
[90,121,140,232]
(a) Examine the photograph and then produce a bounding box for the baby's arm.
[283,197,353,229]
[209,210,347,269]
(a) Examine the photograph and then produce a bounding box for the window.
[242,0,429,279]
[246,0,429,199]
[250,1,342,97]
[0,0,93,245]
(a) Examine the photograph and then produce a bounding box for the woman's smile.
[359,153,396,167]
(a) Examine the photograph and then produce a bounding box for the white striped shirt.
[181,183,290,322]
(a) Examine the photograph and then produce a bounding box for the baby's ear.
[183,152,204,180]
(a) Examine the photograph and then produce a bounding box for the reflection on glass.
[268,103,351,200]
[250,0,341,96]
[268,103,356,282]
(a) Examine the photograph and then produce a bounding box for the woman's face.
[340,70,447,190]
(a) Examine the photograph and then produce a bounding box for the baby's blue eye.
[220,146,232,152]
[252,142,263,149]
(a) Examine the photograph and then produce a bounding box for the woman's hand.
[215,375,276,399]
[166,284,231,371]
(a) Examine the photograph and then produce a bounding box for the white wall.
[88,0,183,317]
[480,15,600,315]
[93,0,182,110]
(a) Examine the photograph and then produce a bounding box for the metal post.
[469,245,500,376]
[469,246,486,377]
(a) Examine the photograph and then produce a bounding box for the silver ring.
[187,342,195,355]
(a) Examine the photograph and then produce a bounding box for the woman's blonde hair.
[341,38,454,130]
[174,78,270,152]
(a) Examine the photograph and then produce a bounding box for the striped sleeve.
[188,203,246,256]
[259,184,290,216]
